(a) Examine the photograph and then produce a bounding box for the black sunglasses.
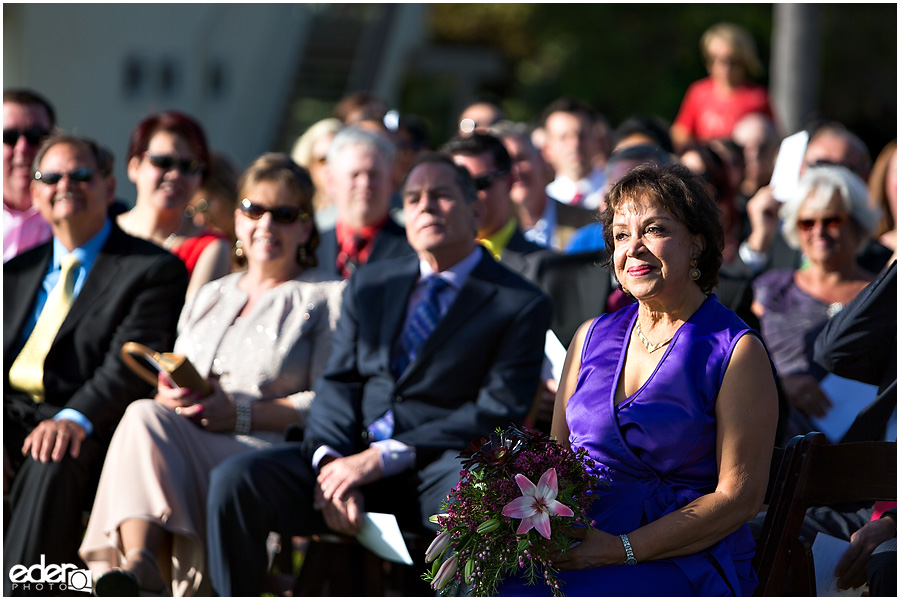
[3,127,50,147]
[33,167,96,185]
[145,153,204,176]
[240,199,309,225]
[473,171,507,191]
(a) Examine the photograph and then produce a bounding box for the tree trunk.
[770,4,822,136]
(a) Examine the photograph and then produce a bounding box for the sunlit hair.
[291,118,343,168]
[701,22,763,79]
[780,164,879,251]
[33,133,114,176]
[3,88,56,127]
[601,164,724,294]
[238,153,319,268]
[327,125,395,165]
[127,111,211,181]
[868,140,897,237]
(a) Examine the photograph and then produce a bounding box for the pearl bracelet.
[234,399,252,435]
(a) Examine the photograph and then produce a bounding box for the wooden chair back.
[753,432,897,596]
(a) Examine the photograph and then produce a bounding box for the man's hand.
[318,487,366,536]
[779,373,833,418]
[21,419,87,463]
[834,517,897,590]
[316,447,383,506]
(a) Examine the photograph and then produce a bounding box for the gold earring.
[689,261,701,281]
[234,239,244,258]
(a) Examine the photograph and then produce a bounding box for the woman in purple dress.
[504,165,777,596]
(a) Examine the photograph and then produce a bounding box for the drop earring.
[689,261,700,281]
[234,239,244,259]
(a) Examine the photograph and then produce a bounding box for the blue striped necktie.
[391,276,450,379]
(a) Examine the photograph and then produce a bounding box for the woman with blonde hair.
[82,153,345,596]
[868,140,897,252]
[291,117,343,230]
[671,23,775,150]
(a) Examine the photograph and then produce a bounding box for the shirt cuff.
[312,445,343,473]
[738,241,768,274]
[371,439,416,477]
[53,409,93,437]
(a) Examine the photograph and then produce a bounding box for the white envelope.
[356,512,414,565]
[770,130,809,202]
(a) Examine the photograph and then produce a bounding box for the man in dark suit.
[490,121,595,252]
[442,132,553,282]
[315,126,415,278]
[206,152,552,596]
[3,134,188,594]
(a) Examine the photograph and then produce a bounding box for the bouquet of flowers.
[423,425,600,597]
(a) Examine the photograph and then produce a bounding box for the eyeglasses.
[145,153,204,176]
[473,171,508,191]
[33,167,96,185]
[240,198,309,225]
[796,214,847,232]
[3,127,50,147]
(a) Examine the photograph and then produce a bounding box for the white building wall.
[3,4,312,203]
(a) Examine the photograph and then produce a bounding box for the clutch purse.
[120,341,211,396]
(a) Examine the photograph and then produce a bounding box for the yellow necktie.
[9,253,82,402]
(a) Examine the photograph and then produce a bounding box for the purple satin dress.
[500,295,764,596]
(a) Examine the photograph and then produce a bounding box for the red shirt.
[335,217,387,278]
[674,77,773,142]
[171,231,228,276]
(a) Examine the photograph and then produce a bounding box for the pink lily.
[501,467,574,539]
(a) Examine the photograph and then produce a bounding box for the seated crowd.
[3,26,896,595]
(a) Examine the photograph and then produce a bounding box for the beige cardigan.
[173,268,345,446]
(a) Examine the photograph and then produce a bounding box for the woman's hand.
[550,526,621,571]
[177,378,237,432]
[780,373,833,418]
[153,372,203,411]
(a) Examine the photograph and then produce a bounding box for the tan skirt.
[79,400,280,596]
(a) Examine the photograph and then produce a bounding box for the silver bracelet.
[234,399,252,435]
[620,533,637,565]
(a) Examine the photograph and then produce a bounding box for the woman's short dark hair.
[601,164,724,294]
[238,153,319,269]
[126,111,211,181]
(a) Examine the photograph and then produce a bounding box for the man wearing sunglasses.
[3,89,55,263]
[3,133,188,593]
[315,126,415,279]
[443,132,551,283]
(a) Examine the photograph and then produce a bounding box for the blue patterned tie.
[391,276,450,379]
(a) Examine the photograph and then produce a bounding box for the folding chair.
[752,432,896,596]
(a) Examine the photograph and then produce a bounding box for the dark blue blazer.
[315,217,415,278]
[303,247,552,469]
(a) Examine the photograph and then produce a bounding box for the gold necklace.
[635,321,673,353]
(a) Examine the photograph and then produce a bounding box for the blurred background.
[4,3,896,203]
